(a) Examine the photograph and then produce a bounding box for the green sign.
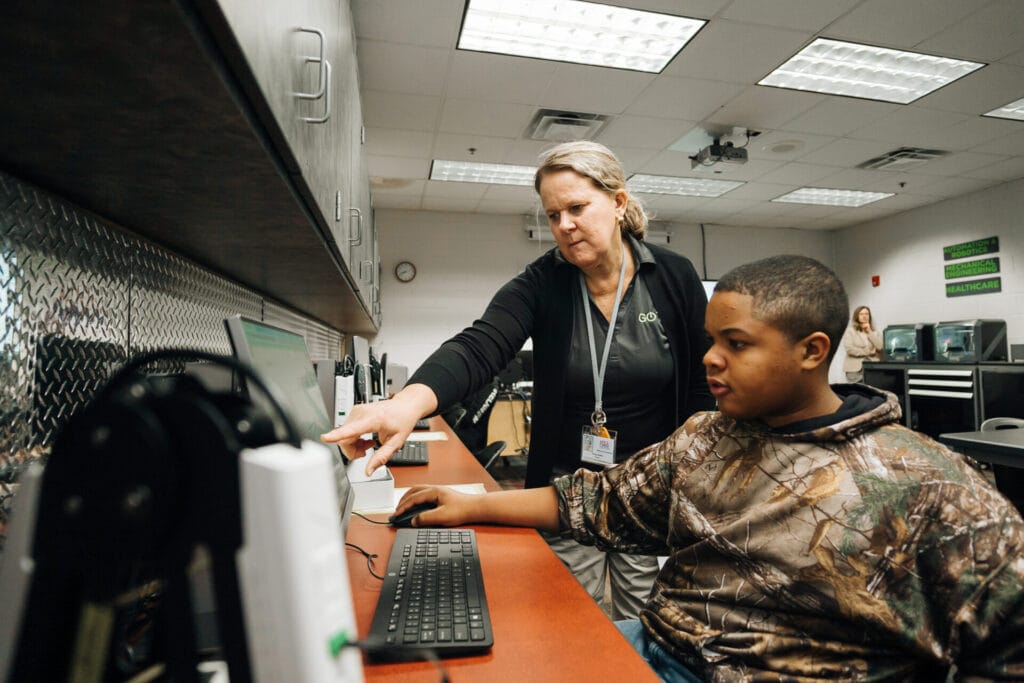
[943,236,998,261]
[944,257,1000,280]
[945,276,1001,298]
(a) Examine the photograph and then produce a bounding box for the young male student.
[396,255,1024,680]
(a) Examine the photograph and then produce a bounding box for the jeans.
[615,619,702,683]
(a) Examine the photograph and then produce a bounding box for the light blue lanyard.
[579,243,628,428]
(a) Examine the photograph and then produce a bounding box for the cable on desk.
[345,542,384,580]
[352,510,390,525]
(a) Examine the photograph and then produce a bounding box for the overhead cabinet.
[0,0,377,334]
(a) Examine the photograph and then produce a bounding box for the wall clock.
[394,260,417,283]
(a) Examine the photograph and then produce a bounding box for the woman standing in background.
[842,305,883,382]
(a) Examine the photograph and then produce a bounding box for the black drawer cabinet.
[863,362,1024,440]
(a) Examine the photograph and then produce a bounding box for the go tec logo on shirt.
[638,311,658,323]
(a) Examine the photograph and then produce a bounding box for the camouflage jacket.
[554,385,1024,681]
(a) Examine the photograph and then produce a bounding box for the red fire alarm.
[871,275,880,287]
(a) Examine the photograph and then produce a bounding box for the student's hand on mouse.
[396,486,475,528]
[321,383,438,475]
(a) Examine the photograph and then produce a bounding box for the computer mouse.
[388,501,438,528]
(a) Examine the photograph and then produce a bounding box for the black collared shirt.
[555,236,676,471]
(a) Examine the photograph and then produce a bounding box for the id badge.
[580,425,617,466]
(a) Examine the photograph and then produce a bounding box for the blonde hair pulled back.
[534,141,648,240]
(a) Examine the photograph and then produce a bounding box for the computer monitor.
[225,315,354,537]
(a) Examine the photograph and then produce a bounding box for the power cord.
[344,542,384,580]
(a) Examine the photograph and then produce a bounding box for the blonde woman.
[842,305,883,382]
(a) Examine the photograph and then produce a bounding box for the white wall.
[831,177,1024,380]
[372,209,834,374]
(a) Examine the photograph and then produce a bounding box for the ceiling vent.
[525,109,612,142]
[857,147,949,171]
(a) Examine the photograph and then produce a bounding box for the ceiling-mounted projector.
[690,140,748,169]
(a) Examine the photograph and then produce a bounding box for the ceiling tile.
[438,98,537,137]
[362,90,441,131]
[599,115,697,150]
[662,20,811,84]
[917,0,1024,62]
[351,0,462,48]
[719,0,861,32]
[367,154,431,180]
[779,98,900,136]
[913,151,1011,177]
[625,76,746,121]
[446,52,557,104]
[356,40,450,96]
[846,107,969,147]
[754,162,840,186]
[540,64,656,114]
[964,155,1024,180]
[431,134,514,163]
[706,85,824,131]
[365,128,434,158]
[825,0,990,49]
[794,138,897,167]
[915,63,1024,114]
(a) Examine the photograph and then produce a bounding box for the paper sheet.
[353,482,488,515]
[406,431,448,441]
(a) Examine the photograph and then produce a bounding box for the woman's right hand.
[321,383,438,475]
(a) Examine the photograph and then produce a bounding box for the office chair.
[979,417,1024,513]
[477,440,508,471]
[980,417,1024,431]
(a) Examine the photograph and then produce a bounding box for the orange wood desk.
[346,417,659,682]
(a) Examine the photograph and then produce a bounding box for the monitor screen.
[225,315,354,537]
[701,280,717,301]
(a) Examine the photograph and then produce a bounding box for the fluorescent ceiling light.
[984,96,1024,121]
[458,0,705,73]
[430,160,536,186]
[758,38,984,104]
[772,187,893,208]
[628,174,742,197]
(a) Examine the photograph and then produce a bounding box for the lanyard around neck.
[579,242,629,427]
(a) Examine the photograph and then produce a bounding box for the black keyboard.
[414,418,431,430]
[388,440,428,466]
[367,528,493,656]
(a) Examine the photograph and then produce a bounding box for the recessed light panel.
[628,174,743,197]
[458,0,706,73]
[758,38,984,104]
[772,187,893,207]
[430,160,536,186]
[984,96,1024,121]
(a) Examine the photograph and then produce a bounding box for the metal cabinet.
[211,0,376,318]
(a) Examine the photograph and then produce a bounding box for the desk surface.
[346,418,658,682]
[939,429,1024,468]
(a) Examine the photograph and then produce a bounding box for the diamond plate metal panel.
[0,172,343,547]
[131,239,262,359]
[1,173,131,460]
[264,300,343,361]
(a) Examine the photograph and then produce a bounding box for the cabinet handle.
[295,28,331,123]
[299,60,331,123]
[295,27,327,100]
[349,208,363,246]
[360,259,373,283]
[373,286,380,316]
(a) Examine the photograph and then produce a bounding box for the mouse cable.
[352,510,391,525]
[345,542,384,580]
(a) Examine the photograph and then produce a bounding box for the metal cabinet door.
[213,0,352,268]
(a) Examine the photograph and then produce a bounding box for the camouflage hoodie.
[554,385,1024,681]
